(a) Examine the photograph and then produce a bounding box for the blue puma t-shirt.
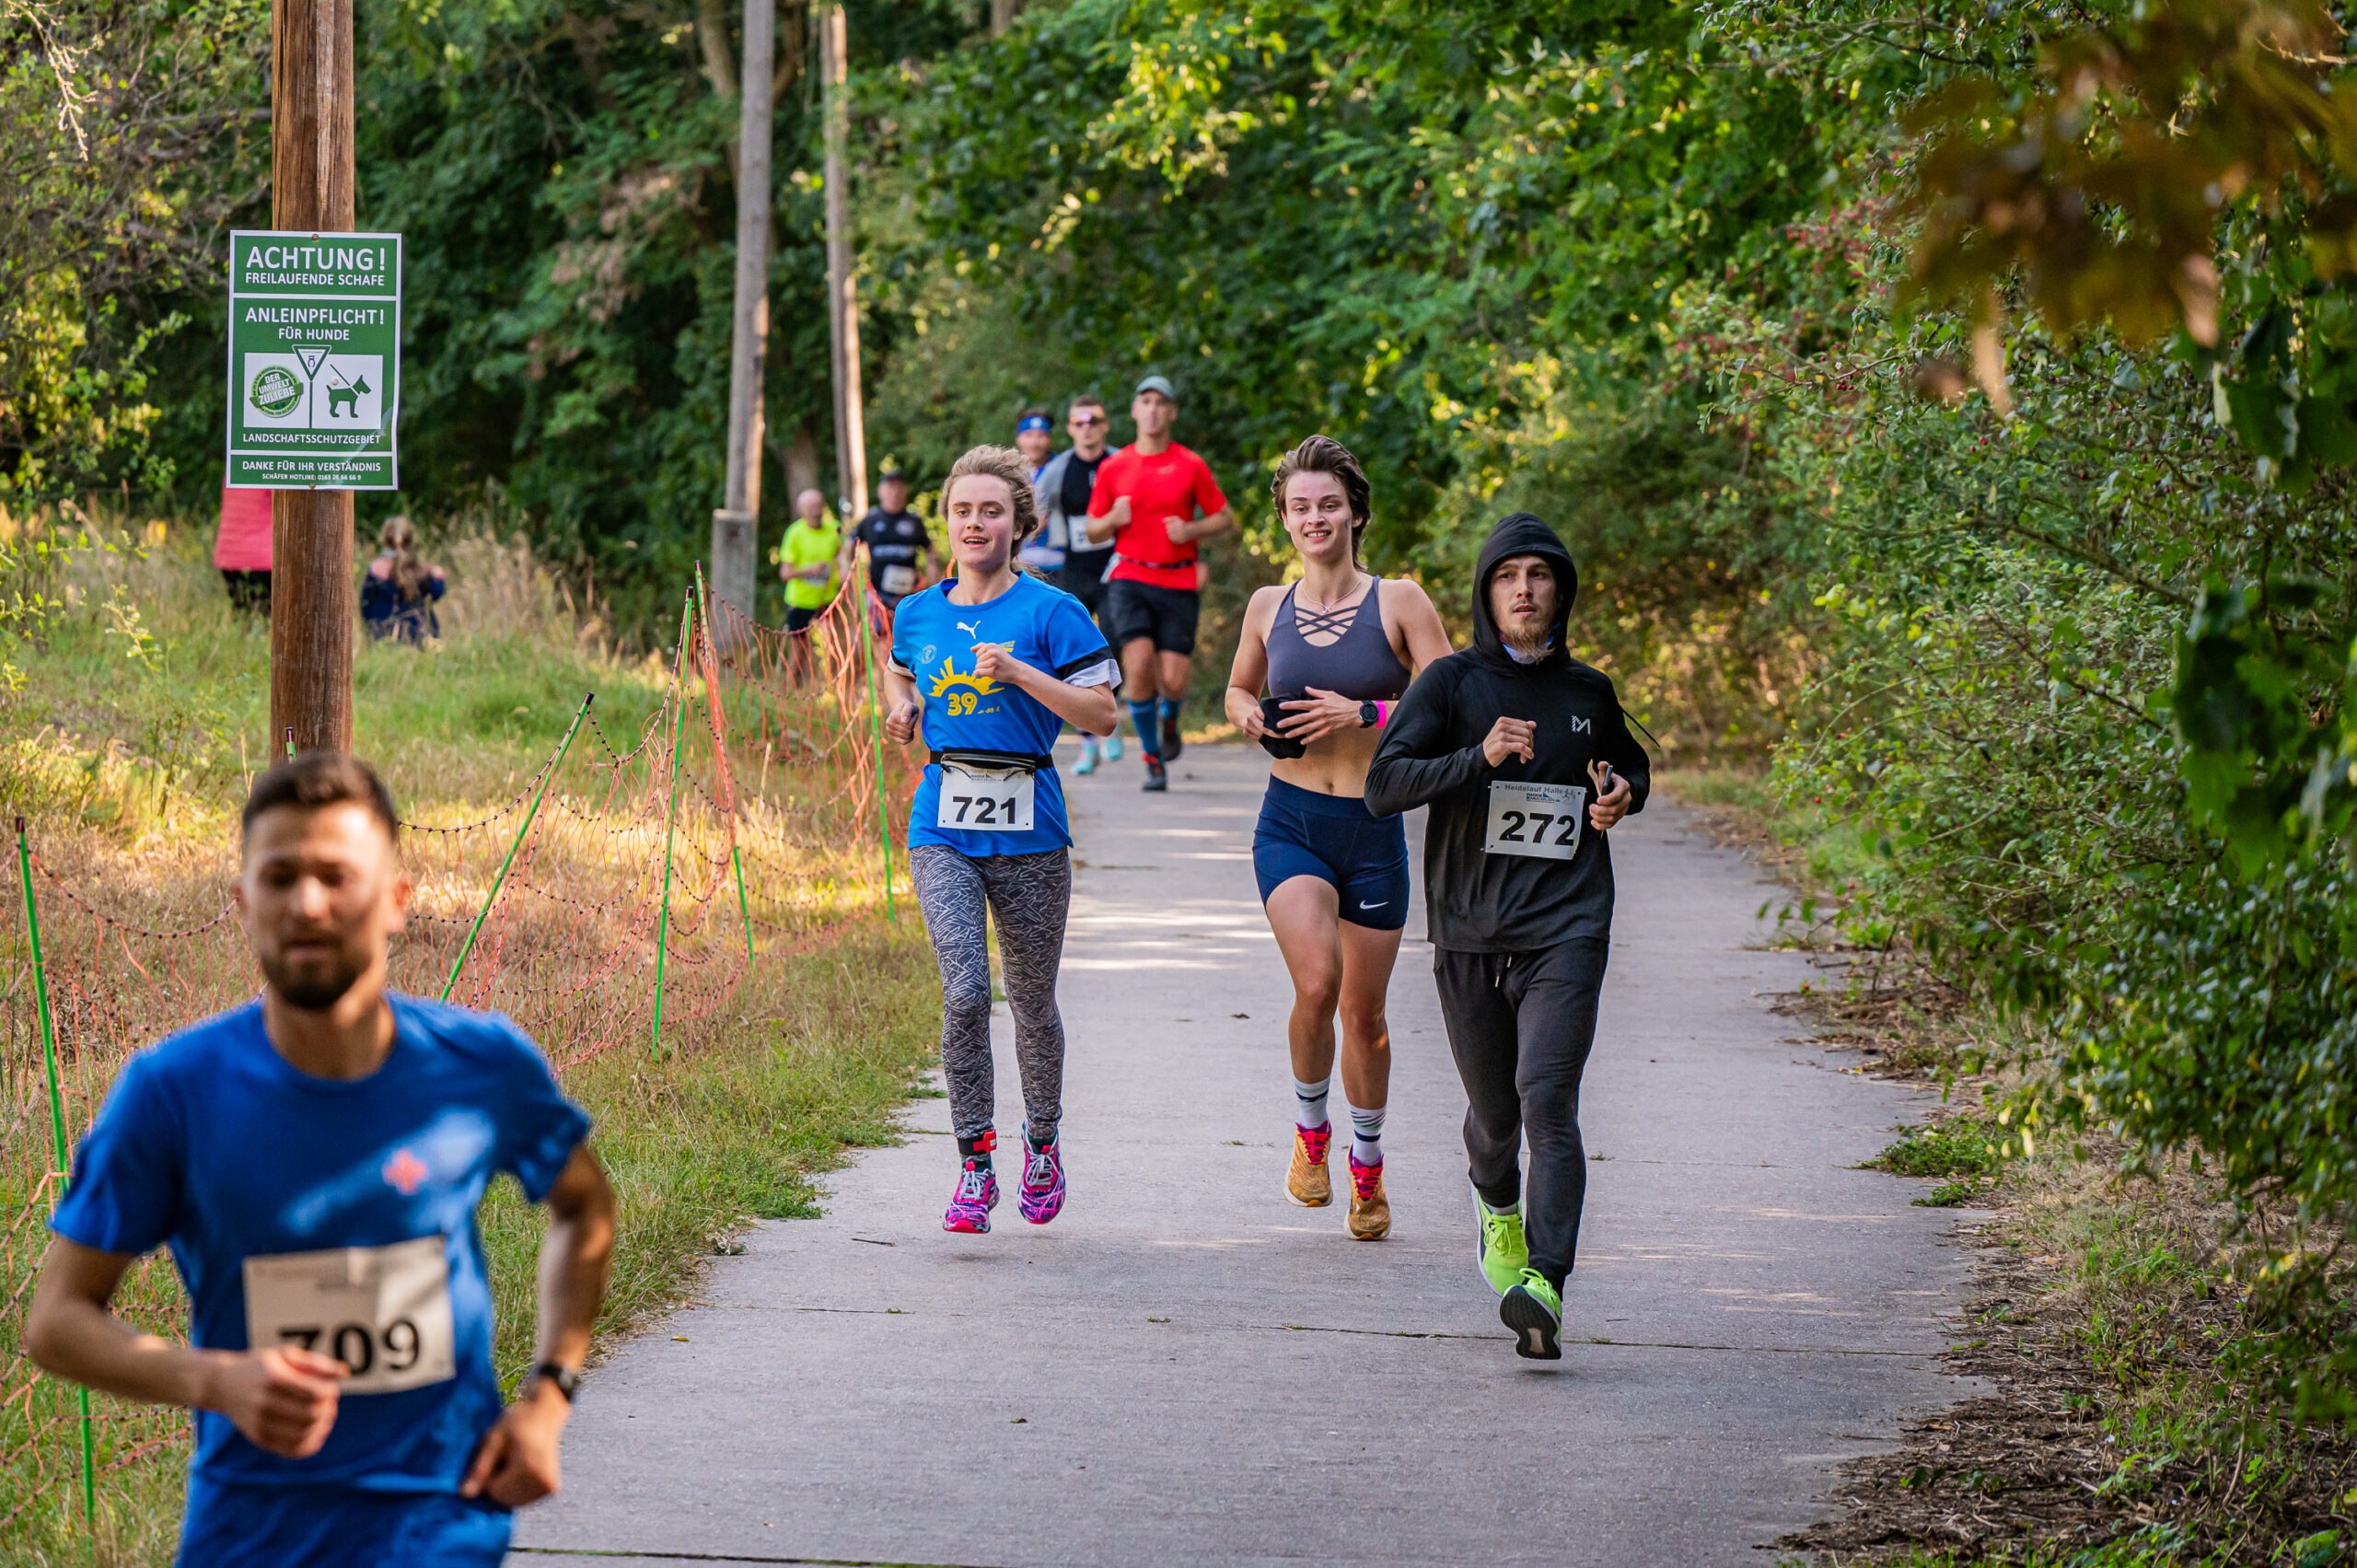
[889,573,1116,855]
[50,995,590,1563]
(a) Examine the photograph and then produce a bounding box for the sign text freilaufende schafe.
[225,231,402,490]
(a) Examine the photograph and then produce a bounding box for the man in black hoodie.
[1364,513,1649,1359]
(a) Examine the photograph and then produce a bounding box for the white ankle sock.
[1350,1104,1385,1166]
[1294,1077,1329,1130]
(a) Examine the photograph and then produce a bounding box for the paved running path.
[517,744,1975,1568]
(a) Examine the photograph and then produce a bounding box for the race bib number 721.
[936,761,1036,832]
[243,1235,457,1394]
[1483,780,1587,861]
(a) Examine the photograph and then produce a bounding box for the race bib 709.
[242,1235,457,1395]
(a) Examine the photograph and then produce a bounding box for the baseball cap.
[1133,375,1178,401]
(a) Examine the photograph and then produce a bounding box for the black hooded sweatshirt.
[1364,514,1650,952]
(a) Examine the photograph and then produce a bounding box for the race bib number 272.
[1483,780,1587,861]
[243,1235,457,1394]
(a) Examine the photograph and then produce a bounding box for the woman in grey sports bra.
[1223,436,1452,1241]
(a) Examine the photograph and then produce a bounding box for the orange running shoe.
[1346,1152,1391,1240]
[1285,1122,1332,1207]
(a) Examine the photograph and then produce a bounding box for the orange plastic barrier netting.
[0,573,919,1543]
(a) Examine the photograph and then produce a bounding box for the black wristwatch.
[528,1362,580,1402]
[1357,701,1381,728]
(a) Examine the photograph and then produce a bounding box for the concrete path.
[517,744,1975,1568]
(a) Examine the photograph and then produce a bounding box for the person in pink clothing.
[215,487,273,613]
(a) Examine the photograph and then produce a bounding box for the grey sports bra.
[1265,577,1412,702]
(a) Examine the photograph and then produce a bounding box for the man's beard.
[1501,609,1552,658]
[261,946,367,1011]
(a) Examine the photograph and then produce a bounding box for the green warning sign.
[225,231,401,490]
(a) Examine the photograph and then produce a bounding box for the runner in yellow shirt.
[778,487,843,633]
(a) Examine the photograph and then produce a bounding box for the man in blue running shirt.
[26,753,616,1567]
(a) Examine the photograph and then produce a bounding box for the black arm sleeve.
[1601,683,1651,817]
[1364,668,1489,817]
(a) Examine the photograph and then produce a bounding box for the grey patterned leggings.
[908,844,1072,1144]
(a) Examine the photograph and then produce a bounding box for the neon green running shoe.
[1501,1267,1562,1360]
[1474,1190,1528,1296]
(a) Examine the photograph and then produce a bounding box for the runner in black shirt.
[1364,513,1649,1362]
[842,467,941,637]
[1034,395,1126,772]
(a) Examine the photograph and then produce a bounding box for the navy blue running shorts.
[1252,775,1410,931]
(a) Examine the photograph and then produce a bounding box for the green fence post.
[692,567,755,959]
[17,819,97,1525]
[442,695,592,1001]
[650,595,693,1061]
[862,598,896,923]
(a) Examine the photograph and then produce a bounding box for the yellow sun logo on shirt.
[931,656,1002,716]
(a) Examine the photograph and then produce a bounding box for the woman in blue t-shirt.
[883,445,1119,1234]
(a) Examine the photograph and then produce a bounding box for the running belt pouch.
[931,748,1048,773]
[1257,697,1307,760]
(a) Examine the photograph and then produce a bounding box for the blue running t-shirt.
[50,995,589,1551]
[889,574,1115,856]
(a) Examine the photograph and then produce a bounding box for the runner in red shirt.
[215,485,273,614]
[1081,376,1236,791]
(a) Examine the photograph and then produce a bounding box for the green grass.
[4,518,668,831]
[1864,1117,2006,1206]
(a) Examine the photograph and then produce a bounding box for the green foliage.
[0,0,265,497]
[2173,575,2357,870]
[885,0,1835,745]
[1902,0,2357,356]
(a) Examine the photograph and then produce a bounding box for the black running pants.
[1433,938,1608,1291]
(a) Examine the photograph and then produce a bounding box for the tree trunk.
[778,424,821,505]
[990,0,1021,36]
[820,5,866,522]
[713,0,772,621]
[696,0,736,99]
[772,0,807,103]
[269,0,355,755]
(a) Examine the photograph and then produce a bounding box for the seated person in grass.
[25,752,616,1568]
[362,516,447,645]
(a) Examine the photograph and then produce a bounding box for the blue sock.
[1351,1104,1385,1167]
[1128,699,1161,758]
[1160,697,1183,733]
[1294,1077,1329,1131]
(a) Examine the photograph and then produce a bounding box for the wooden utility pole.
[269,0,356,753]
[713,0,774,618]
[820,5,867,522]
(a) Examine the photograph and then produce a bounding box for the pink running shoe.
[1018,1136,1065,1225]
[943,1159,998,1234]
